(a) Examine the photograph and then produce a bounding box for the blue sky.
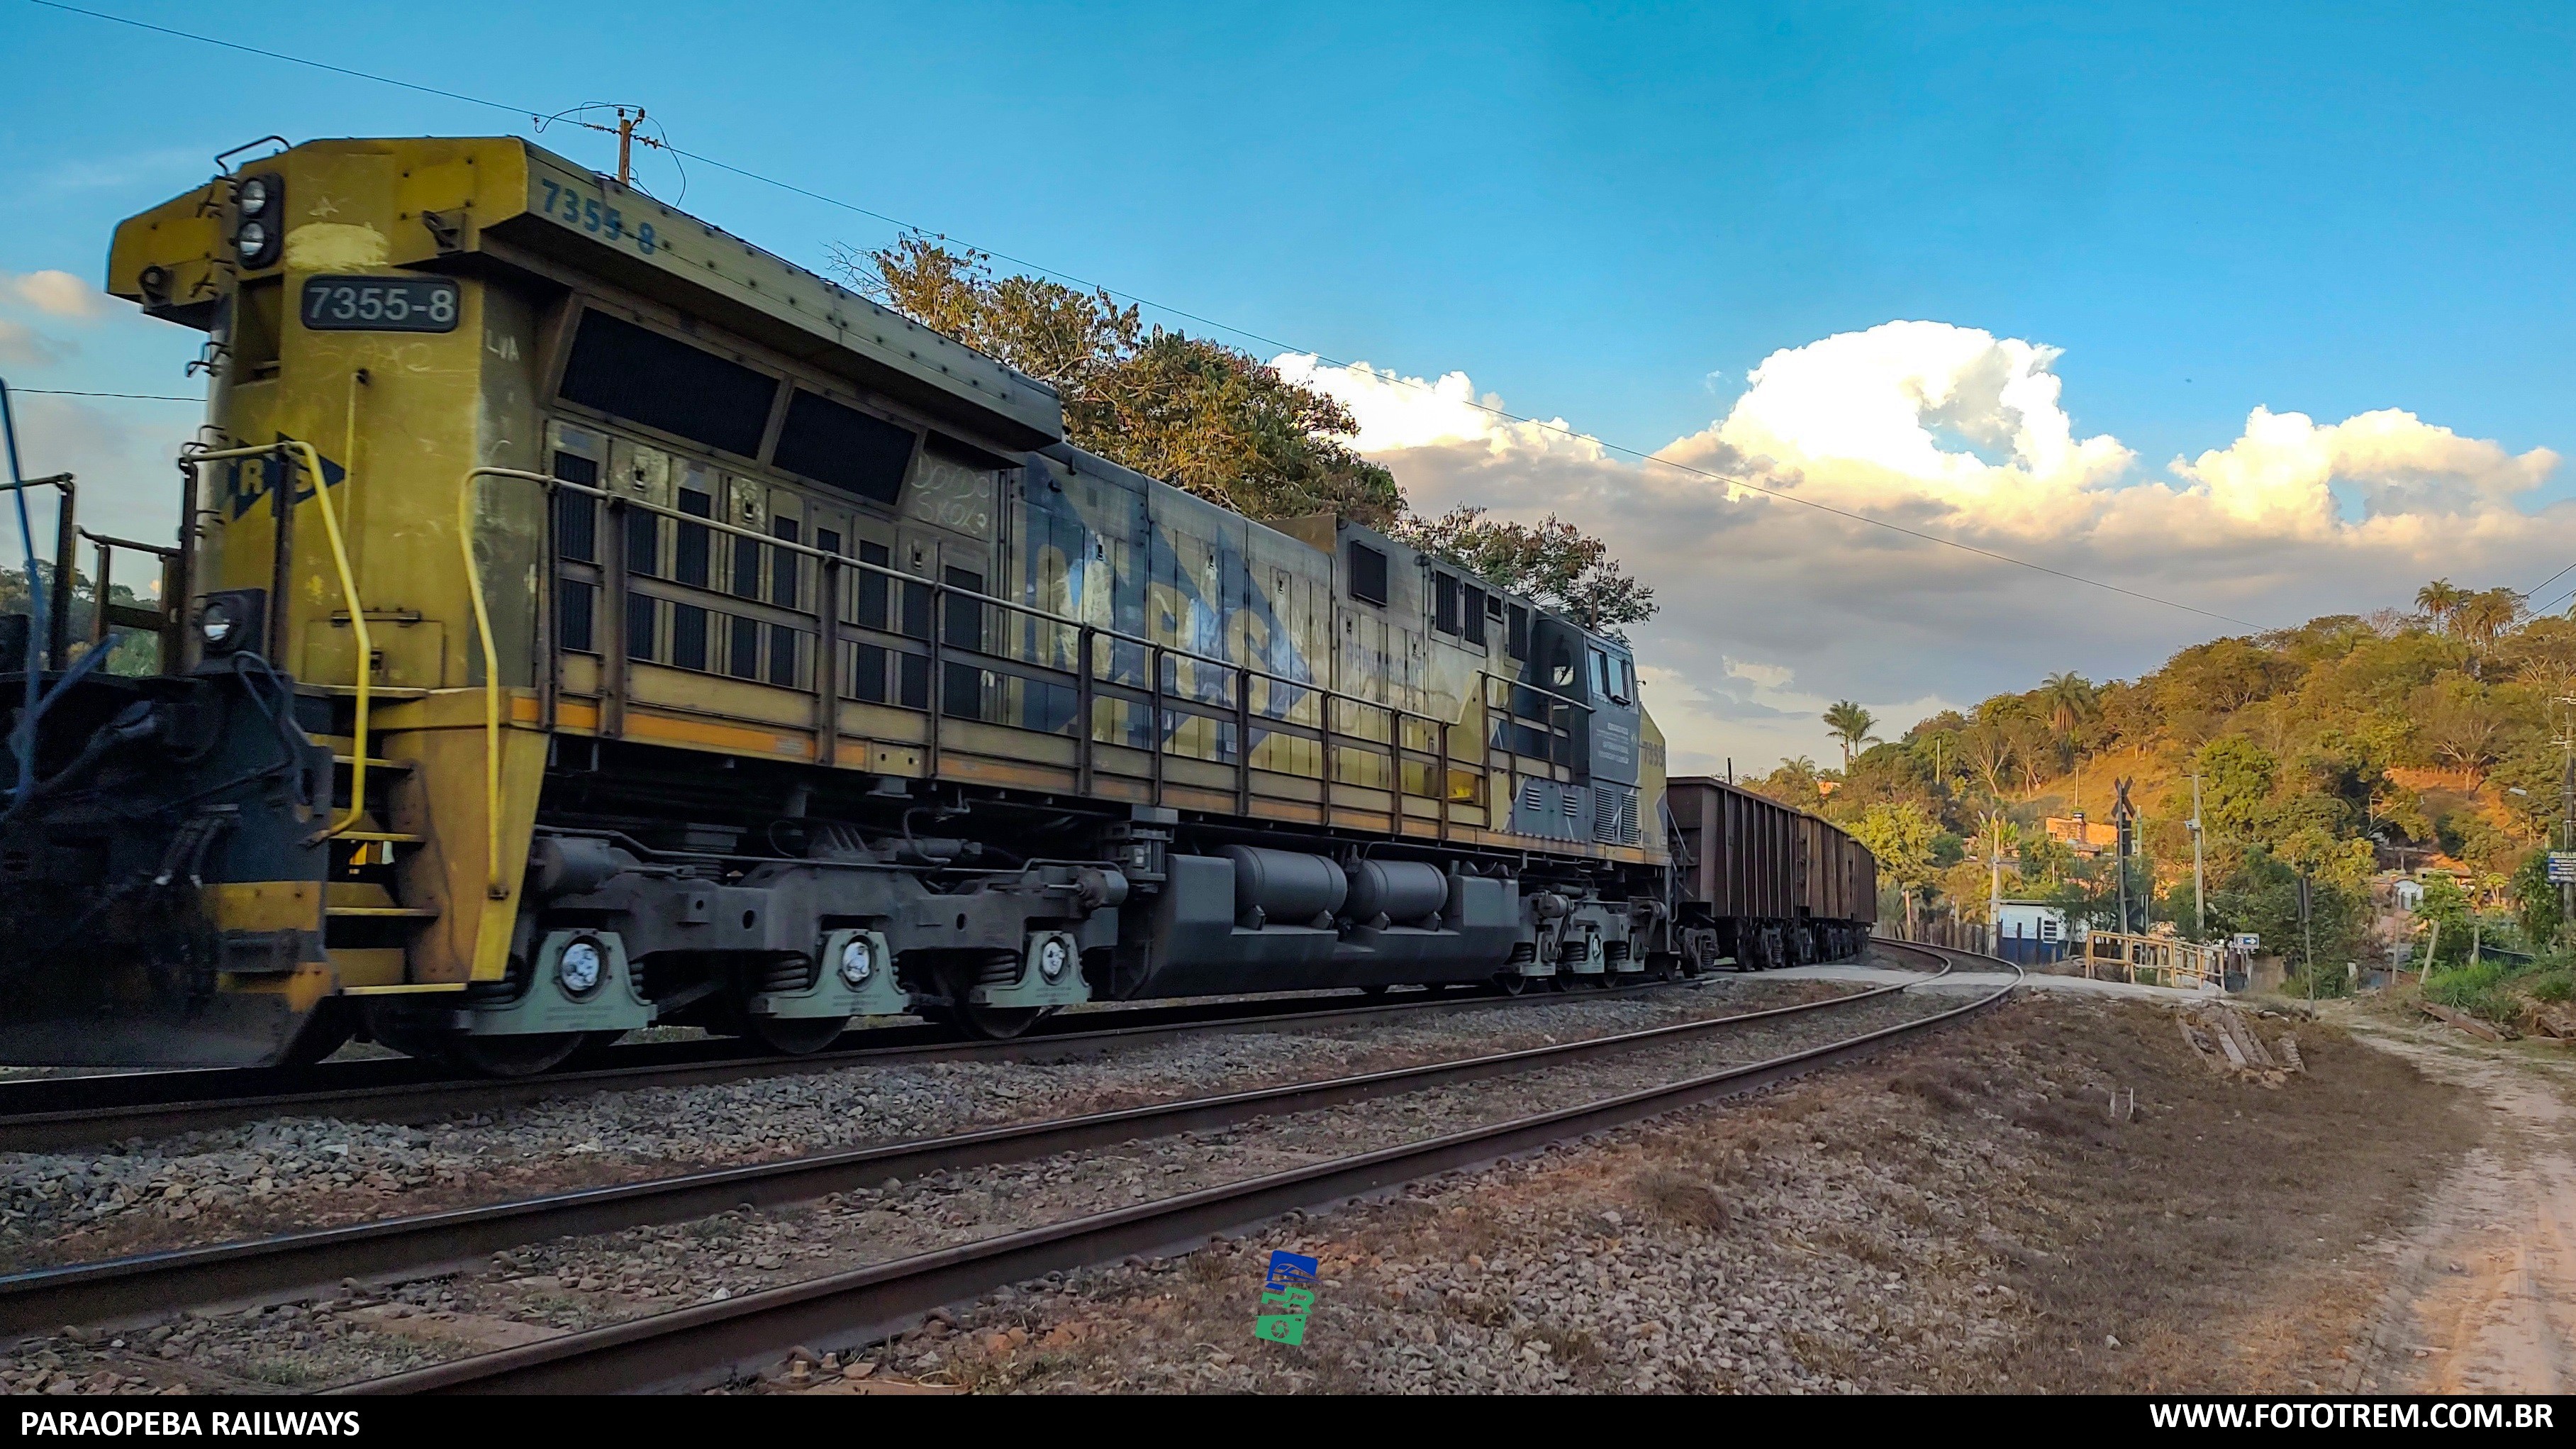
[6,1,2574,765]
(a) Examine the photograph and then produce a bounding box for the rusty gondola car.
[1663,777,1876,971]
[0,135,1877,1074]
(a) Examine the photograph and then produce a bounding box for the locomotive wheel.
[444,1032,587,1077]
[745,1014,850,1055]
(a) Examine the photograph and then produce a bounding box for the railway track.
[0,953,1934,1341]
[250,945,2005,1394]
[0,978,1687,1153]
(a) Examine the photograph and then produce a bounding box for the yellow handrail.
[459,467,557,900]
[187,439,371,843]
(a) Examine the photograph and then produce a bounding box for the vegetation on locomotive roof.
[840,236,1656,638]
[1752,582,2576,994]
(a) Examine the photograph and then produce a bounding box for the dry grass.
[1626,1167,1731,1231]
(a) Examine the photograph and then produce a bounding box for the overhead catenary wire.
[28,0,2266,632]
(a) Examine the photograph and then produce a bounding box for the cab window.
[1588,648,1610,700]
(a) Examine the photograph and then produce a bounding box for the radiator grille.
[1592,785,1643,845]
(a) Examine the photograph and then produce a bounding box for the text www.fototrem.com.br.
[2149,1401,2557,1429]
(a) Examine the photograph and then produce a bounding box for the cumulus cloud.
[0,318,67,368]
[1278,320,2570,772]
[8,270,114,320]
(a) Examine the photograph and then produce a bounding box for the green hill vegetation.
[1756,581,2576,1007]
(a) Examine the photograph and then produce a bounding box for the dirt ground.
[804,992,2502,1394]
[2336,1010,2576,1394]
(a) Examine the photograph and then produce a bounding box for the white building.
[2392,879,2424,911]
[1994,900,2068,952]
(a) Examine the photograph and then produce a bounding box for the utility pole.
[2298,872,2314,1002]
[2113,776,2136,936]
[2190,773,2206,940]
[1987,811,2005,950]
[2558,696,2576,940]
[615,107,645,187]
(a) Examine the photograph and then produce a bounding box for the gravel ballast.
[0,979,1961,1393]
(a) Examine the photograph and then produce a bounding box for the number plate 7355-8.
[299,275,460,333]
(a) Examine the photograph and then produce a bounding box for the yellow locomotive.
[0,135,1868,1075]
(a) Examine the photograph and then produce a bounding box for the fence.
[1875,918,2236,991]
[2075,931,2234,991]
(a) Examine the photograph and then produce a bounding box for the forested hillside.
[1754,583,2570,987]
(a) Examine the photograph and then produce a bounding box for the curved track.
[313,945,2013,1394]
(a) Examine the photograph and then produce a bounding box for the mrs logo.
[216,439,347,521]
[1253,1250,1320,1345]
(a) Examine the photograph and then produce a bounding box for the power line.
[28,0,2268,631]
[15,389,199,401]
[2526,558,2576,601]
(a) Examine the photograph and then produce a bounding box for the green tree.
[2040,670,2097,741]
[2511,848,2561,947]
[2209,848,2369,976]
[1392,506,1657,635]
[2417,578,2465,631]
[1849,801,1941,908]
[843,236,1404,528]
[1820,700,1878,772]
[2415,877,2475,966]
[2453,587,2526,655]
[2197,735,2279,843]
[2411,675,2509,787]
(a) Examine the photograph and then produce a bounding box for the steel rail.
[0,961,1936,1338]
[0,976,1699,1151]
[333,955,2014,1394]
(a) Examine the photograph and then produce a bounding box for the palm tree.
[2039,671,2097,738]
[2453,587,2524,653]
[2416,579,2465,631]
[1821,700,1879,772]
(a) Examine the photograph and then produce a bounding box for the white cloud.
[0,319,67,367]
[8,270,114,321]
[1276,320,2572,771]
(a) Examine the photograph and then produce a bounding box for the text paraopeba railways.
[21,1411,362,1437]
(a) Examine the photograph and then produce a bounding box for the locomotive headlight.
[236,221,269,257]
[194,589,264,658]
[238,177,272,215]
[557,938,605,995]
[837,936,874,987]
[1036,936,1071,983]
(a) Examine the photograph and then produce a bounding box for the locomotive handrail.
[188,440,372,844]
[462,467,1616,853]
[458,467,559,899]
